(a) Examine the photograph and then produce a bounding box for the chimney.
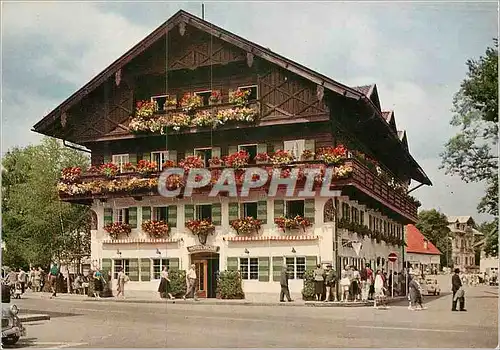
[423,239,428,250]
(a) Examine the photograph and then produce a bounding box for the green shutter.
[274,200,284,219]
[185,149,194,157]
[141,153,151,161]
[101,259,112,277]
[304,139,316,153]
[306,256,317,271]
[185,204,195,222]
[140,258,151,282]
[167,205,177,228]
[258,257,270,282]
[142,206,151,223]
[227,257,238,271]
[267,143,274,153]
[272,256,283,282]
[228,146,238,154]
[228,202,240,222]
[212,147,221,158]
[257,143,267,154]
[272,141,283,152]
[257,200,267,224]
[129,153,137,165]
[304,199,315,223]
[212,203,221,226]
[128,207,137,228]
[167,150,178,162]
[129,259,139,281]
[104,208,113,225]
[103,155,111,163]
[168,258,179,271]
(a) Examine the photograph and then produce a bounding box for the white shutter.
[284,140,295,154]
[296,140,305,159]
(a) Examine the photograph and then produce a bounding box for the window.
[285,257,306,279]
[152,207,168,221]
[238,85,258,100]
[151,151,168,171]
[342,203,351,221]
[242,202,258,218]
[286,200,304,218]
[239,257,258,280]
[194,148,212,168]
[113,259,130,279]
[112,154,130,173]
[465,257,468,265]
[196,204,212,221]
[284,139,305,160]
[369,215,373,229]
[383,221,387,234]
[455,239,459,248]
[113,208,129,224]
[360,211,364,225]
[151,94,176,111]
[238,144,258,164]
[351,208,359,224]
[194,90,212,106]
[152,259,169,280]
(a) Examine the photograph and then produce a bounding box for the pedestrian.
[408,273,426,310]
[33,268,41,292]
[183,264,198,301]
[73,275,83,295]
[49,263,59,298]
[453,286,466,311]
[7,269,18,294]
[279,264,293,302]
[29,268,35,291]
[324,264,336,302]
[18,268,26,295]
[93,268,105,298]
[374,270,387,308]
[340,271,350,302]
[452,268,466,311]
[39,268,45,291]
[158,266,174,299]
[351,266,361,301]
[313,264,325,301]
[116,267,128,298]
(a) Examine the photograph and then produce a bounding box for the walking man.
[18,268,26,295]
[280,264,293,302]
[183,264,198,301]
[452,268,466,311]
[49,263,59,298]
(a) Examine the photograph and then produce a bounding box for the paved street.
[6,285,498,348]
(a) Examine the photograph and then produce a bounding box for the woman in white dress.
[374,270,387,308]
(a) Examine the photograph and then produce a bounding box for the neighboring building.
[474,229,498,275]
[32,10,430,297]
[405,224,441,274]
[447,216,483,272]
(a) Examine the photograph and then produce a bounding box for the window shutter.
[304,199,315,223]
[257,144,267,154]
[129,153,137,165]
[185,149,194,157]
[212,203,222,226]
[104,208,113,225]
[306,256,317,271]
[257,201,267,224]
[141,153,151,162]
[167,150,178,163]
[227,257,238,271]
[258,257,270,282]
[273,141,284,153]
[304,139,315,153]
[129,259,139,281]
[228,145,238,154]
[101,259,112,277]
[168,258,179,270]
[142,206,151,223]
[103,155,111,163]
[167,205,177,228]
[212,147,221,159]
[184,204,195,222]
[140,258,151,282]
[128,207,137,228]
[272,256,283,282]
[228,202,239,223]
[274,200,284,219]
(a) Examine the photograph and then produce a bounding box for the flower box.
[230,217,262,235]
[136,100,156,118]
[274,215,311,232]
[61,167,82,183]
[180,93,203,113]
[208,157,223,168]
[104,222,132,240]
[228,89,250,106]
[271,150,294,165]
[179,156,204,170]
[136,160,158,175]
[224,150,250,168]
[315,145,347,164]
[100,163,119,178]
[142,220,170,238]
[209,90,222,105]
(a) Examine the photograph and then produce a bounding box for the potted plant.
[165,95,178,110]
[271,150,295,166]
[99,163,119,178]
[179,156,204,170]
[301,149,314,161]
[208,157,223,168]
[254,152,270,164]
[122,162,136,173]
[228,89,250,106]
[165,174,184,190]
[103,222,132,240]
[230,217,262,235]
[162,160,176,169]
[224,150,250,169]
[135,100,156,118]
[142,220,170,238]
[136,160,158,175]
[334,164,353,179]
[186,219,215,245]
[179,93,203,113]
[315,145,347,165]
[274,215,311,232]
[209,90,222,105]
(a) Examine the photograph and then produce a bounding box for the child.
[13,281,22,299]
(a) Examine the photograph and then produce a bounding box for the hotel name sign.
[187,245,220,254]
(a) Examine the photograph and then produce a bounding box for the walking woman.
[158,266,174,299]
[93,268,104,298]
[116,267,127,298]
[313,264,325,301]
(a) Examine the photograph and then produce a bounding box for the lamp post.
[448,236,453,271]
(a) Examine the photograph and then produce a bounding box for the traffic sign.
[388,253,398,262]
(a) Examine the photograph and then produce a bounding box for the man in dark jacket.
[280,265,293,302]
[325,264,336,302]
[452,268,466,311]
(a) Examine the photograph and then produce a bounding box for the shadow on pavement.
[389,292,451,306]
[2,337,37,349]
[19,310,81,318]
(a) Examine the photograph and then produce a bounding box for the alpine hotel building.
[33,10,431,297]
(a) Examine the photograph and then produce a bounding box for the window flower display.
[135,100,157,118]
[142,220,170,238]
[61,167,82,183]
[315,145,347,164]
[224,150,250,168]
[208,157,223,167]
[162,160,176,168]
[122,162,136,172]
[185,219,215,236]
[103,222,132,240]
[165,174,184,190]
[271,150,295,165]
[228,89,250,106]
[136,160,158,175]
[100,163,119,178]
[230,217,262,235]
[166,113,191,131]
[254,152,270,164]
[165,95,178,110]
[179,156,204,170]
[180,93,203,113]
[191,110,215,128]
[209,90,222,105]
[334,164,353,178]
[301,149,314,161]
[274,215,312,232]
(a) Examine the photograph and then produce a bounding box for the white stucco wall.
[480,255,499,273]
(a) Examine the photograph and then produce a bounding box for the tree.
[440,39,498,218]
[416,209,452,268]
[2,138,91,269]
[478,221,499,258]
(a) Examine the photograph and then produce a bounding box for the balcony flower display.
[301,149,314,161]
[162,160,176,168]
[179,156,204,171]
[85,166,100,175]
[103,222,132,240]
[191,110,215,128]
[57,182,88,195]
[224,150,249,169]
[135,100,156,118]
[136,160,158,175]
[165,174,184,190]
[186,219,215,244]
[208,157,223,167]
[209,90,222,105]
[254,152,270,163]
[165,96,178,110]
[142,220,170,238]
[230,217,262,235]
[122,162,136,172]
[100,163,119,178]
[334,164,353,178]
[180,93,203,113]
[166,113,191,131]
[271,150,295,165]
[229,89,250,106]
[316,145,347,164]
[61,167,82,183]
[274,215,312,232]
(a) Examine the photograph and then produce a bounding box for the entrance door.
[193,260,208,298]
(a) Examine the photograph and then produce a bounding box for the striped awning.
[102,238,179,244]
[226,235,319,242]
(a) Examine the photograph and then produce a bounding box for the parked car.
[2,282,26,346]
[425,278,441,295]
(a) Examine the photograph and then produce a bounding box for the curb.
[19,314,51,322]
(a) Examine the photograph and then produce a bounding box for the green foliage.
[301,269,316,301]
[416,209,452,267]
[168,270,187,297]
[479,221,498,257]
[216,270,244,299]
[2,138,91,268]
[440,40,498,217]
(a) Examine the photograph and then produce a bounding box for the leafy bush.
[216,270,245,299]
[301,269,316,301]
[168,269,187,297]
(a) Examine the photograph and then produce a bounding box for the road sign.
[388,253,397,262]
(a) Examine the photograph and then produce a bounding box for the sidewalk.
[22,291,406,307]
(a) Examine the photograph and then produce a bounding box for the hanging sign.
[352,242,362,257]
[187,245,220,254]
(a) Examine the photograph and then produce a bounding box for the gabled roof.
[397,130,408,150]
[382,110,397,133]
[447,216,475,225]
[352,84,381,111]
[406,224,441,255]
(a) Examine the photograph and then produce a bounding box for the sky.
[1,1,497,223]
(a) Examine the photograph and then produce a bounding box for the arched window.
[323,199,334,222]
[90,210,98,230]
